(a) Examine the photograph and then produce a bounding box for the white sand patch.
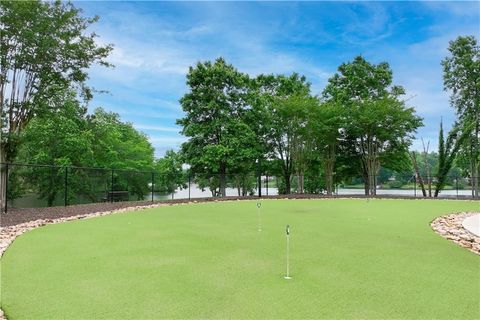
[462,214,480,237]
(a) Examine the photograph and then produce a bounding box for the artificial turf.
[1,199,479,319]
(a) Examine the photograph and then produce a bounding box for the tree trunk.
[219,163,226,197]
[0,148,6,213]
[284,174,291,194]
[471,159,479,198]
[367,157,377,196]
[297,173,304,194]
[219,174,226,197]
[363,170,369,196]
[324,145,335,196]
[363,140,379,196]
[410,152,427,197]
[473,112,479,198]
[324,159,334,196]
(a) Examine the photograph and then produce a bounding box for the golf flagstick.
[284,224,291,279]
[257,202,262,231]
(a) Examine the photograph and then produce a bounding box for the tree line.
[177,37,479,198]
[1,1,478,208]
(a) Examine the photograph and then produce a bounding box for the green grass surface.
[1,199,479,319]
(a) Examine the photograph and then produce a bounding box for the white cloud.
[81,1,477,156]
[421,1,480,17]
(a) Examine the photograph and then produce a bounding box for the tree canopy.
[442,35,480,197]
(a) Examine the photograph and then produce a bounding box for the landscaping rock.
[431,212,480,255]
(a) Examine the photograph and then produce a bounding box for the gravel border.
[0,196,478,320]
[431,212,480,255]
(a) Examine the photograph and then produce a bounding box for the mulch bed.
[1,194,477,227]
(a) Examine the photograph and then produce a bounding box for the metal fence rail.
[0,162,478,213]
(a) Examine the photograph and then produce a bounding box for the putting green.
[1,199,479,319]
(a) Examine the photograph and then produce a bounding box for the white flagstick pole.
[284,225,291,279]
[257,202,262,231]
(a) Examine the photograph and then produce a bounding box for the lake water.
[158,184,475,200]
[8,183,478,209]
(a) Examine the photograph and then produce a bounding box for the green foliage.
[0,0,112,209]
[194,174,221,197]
[15,91,93,205]
[88,108,154,170]
[323,56,423,195]
[442,35,480,197]
[254,74,313,194]
[178,58,259,196]
[154,150,186,194]
[87,108,154,200]
[13,104,154,204]
[0,0,112,162]
[434,121,472,197]
[229,173,257,196]
[308,101,346,194]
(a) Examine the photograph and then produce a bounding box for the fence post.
[413,175,416,198]
[456,177,459,199]
[188,174,191,200]
[257,160,262,198]
[266,174,269,196]
[111,169,114,203]
[151,172,154,202]
[64,167,68,206]
[4,163,9,214]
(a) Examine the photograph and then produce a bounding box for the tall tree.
[410,151,427,197]
[15,91,93,205]
[308,101,345,195]
[323,56,423,195]
[154,150,186,195]
[0,0,112,209]
[178,58,257,197]
[87,108,155,200]
[254,73,311,194]
[442,35,480,197]
[88,108,154,170]
[435,121,472,197]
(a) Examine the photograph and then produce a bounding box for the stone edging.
[431,212,480,255]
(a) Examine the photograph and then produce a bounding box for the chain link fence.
[0,162,478,213]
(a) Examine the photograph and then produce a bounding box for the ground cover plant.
[1,199,479,319]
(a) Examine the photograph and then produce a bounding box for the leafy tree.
[88,108,155,200]
[14,91,93,205]
[229,173,257,196]
[88,108,154,170]
[435,121,472,197]
[154,150,186,194]
[11,104,155,205]
[178,58,258,197]
[194,174,221,197]
[323,56,423,195]
[442,35,480,198]
[0,0,112,209]
[308,101,345,195]
[254,73,311,194]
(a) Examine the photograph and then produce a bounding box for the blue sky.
[77,1,479,157]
